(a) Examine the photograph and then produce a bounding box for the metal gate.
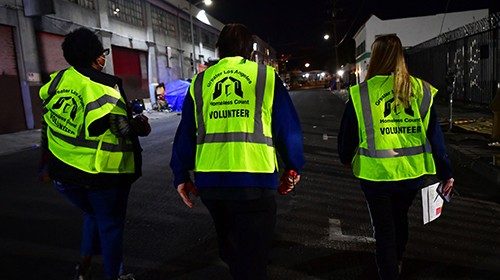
[406,15,498,105]
[0,25,26,134]
[36,31,68,80]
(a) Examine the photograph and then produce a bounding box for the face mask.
[98,56,106,70]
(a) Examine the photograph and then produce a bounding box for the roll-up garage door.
[157,47,183,84]
[0,25,26,134]
[111,46,148,100]
[36,31,67,77]
[35,31,69,129]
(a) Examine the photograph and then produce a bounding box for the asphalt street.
[0,88,498,279]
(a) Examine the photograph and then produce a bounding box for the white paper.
[421,182,444,224]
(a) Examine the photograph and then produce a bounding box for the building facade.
[251,35,278,70]
[0,0,224,134]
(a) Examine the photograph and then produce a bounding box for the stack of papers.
[421,182,444,224]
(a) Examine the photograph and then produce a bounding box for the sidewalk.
[434,100,500,185]
[0,110,174,156]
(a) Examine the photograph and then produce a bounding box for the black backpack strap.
[43,68,67,106]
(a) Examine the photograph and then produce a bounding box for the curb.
[446,143,500,185]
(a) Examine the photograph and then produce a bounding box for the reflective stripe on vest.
[49,128,134,152]
[86,95,127,115]
[358,81,432,158]
[193,63,273,146]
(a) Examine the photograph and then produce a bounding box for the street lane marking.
[328,218,375,244]
[322,134,337,140]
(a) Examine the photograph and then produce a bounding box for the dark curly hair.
[62,27,104,68]
[216,23,253,59]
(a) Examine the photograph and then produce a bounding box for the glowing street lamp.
[323,34,330,40]
[305,63,310,68]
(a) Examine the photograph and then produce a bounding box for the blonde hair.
[366,34,412,107]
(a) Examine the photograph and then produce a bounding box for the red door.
[111,46,148,100]
[0,25,26,134]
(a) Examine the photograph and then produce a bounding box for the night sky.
[205,0,495,71]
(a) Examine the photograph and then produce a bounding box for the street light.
[305,63,310,68]
[323,34,330,40]
[187,0,212,75]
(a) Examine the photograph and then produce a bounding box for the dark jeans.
[54,181,131,279]
[201,195,277,280]
[361,179,421,280]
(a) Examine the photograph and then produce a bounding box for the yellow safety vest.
[190,57,278,172]
[349,75,437,181]
[40,67,135,174]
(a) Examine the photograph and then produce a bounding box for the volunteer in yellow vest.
[39,28,150,280]
[170,23,304,280]
[338,34,454,280]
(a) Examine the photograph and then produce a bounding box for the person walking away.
[39,27,150,280]
[338,34,454,280]
[170,23,305,280]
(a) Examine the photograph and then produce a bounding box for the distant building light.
[305,63,310,68]
[253,43,258,51]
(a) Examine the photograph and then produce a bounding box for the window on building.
[108,0,144,26]
[193,25,200,45]
[67,0,96,9]
[355,41,366,57]
[180,19,191,43]
[201,30,217,50]
[151,5,178,38]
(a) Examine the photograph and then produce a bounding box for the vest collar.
[217,56,248,66]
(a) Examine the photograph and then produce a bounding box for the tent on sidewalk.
[165,79,191,112]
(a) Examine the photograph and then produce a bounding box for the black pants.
[201,195,276,280]
[361,179,421,280]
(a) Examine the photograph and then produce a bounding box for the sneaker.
[118,273,136,280]
[75,264,91,280]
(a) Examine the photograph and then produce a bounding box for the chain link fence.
[406,13,500,105]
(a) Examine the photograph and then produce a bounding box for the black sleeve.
[427,107,453,180]
[338,100,359,165]
[87,115,111,137]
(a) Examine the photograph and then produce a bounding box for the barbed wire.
[407,12,500,54]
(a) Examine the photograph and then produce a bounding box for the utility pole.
[189,2,197,76]
[332,0,339,71]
